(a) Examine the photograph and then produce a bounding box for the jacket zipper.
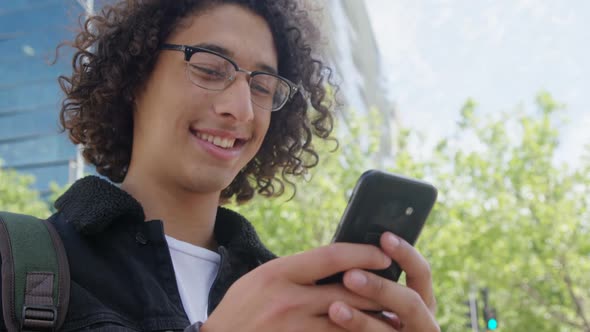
[207,245,226,315]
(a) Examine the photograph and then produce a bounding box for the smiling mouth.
[190,130,246,149]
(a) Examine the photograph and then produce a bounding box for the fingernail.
[335,304,352,321]
[386,232,400,247]
[350,270,367,287]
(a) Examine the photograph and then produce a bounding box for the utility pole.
[467,291,480,332]
[464,285,480,332]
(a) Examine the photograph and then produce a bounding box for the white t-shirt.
[165,235,221,324]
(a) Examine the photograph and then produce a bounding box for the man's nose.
[213,76,254,122]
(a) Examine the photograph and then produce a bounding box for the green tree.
[418,93,590,331]
[230,93,590,331]
[0,161,51,217]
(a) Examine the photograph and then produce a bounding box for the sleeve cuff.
[184,322,204,332]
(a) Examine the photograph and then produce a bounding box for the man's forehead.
[173,5,278,73]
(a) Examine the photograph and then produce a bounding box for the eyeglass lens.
[187,51,290,111]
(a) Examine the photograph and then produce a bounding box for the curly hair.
[58,0,337,203]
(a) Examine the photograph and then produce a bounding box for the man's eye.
[189,64,226,80]
[251,82,272,96]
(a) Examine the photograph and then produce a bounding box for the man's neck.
[120,173,220,250]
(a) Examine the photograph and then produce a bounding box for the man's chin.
[180,172,238,196]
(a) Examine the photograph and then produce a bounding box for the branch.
[520,283,583,329]
[509,193,579,328]
[522,201,590,330]
[560,257,590,331]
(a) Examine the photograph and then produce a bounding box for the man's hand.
[201,243,392,332]
[328,232,439,332]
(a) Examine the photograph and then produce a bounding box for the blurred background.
[1,1,588,331]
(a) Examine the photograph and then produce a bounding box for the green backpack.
[0,212,70,332]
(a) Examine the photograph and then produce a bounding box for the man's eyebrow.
[193,42,233,57]
[192,42,278,75]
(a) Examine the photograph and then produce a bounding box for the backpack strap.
[0,212,70,332]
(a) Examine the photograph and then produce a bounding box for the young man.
[1,1,439,331]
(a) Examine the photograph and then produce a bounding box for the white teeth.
[213,136,222,146]
[195,132,236,149]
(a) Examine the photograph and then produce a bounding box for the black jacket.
[0,176,276,331]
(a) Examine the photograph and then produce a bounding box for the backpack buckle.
[22,305,57,331]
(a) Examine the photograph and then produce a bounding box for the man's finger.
[269,243,391,284]
[305,283,385,314]
[328,301,397,332]
[380,232,437,312]
[342,269,440,331]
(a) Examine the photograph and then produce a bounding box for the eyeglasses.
[160,44,298,112]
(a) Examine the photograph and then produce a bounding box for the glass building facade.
[0,1,94,194]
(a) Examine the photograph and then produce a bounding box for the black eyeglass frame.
[160,43,299,111]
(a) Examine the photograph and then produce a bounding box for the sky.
[364,0,589,166]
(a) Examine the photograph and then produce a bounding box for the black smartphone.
[318,169,437,284]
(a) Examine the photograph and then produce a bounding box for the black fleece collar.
[54,176,276,260]
[55,176,144,235]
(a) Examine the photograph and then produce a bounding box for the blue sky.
[365,0,589,166]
